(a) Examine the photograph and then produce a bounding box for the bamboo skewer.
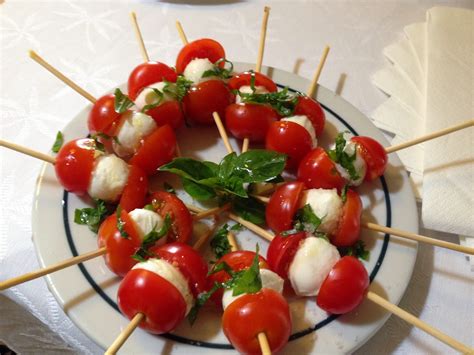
[257,332,271,355]
[129,12,149,62]
[0,139,55,164]
[105,312,145,355]
[213,112,234,154]
[228,213,274,242]
[29,50,96,103]
[385,119,474,154]
[306,45,330,98]
[192,204,231,221]
[366,291,473,354]
[175,20,189,45]
[227,231,239,252]
[0,247,107,291]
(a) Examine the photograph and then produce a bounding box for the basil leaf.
[115,206,130,239]
[237,87,298,116]
[208,261,235,276]
[230,223,243,231]
[220,176,247,198]
[201,58,234,80]
[233,150,286,183]
[341,184,349,203]
[339,240,370,261]
[327,133,359,181]
[114,88,134,114]
[143,204,155,211]
[231,245,262,296]
[294,204,323,233]
[210,224,231,259]
[187,281,223,324]
[182,177,216,201]
[141,88,164,112]
[218,152,238,182]
[162,76,193,102]
[160,158,217,181]
[132,215,172,261]
[74,199,109,233]
[232,197,266,225]
[51,131,64,153]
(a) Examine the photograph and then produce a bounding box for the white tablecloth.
[0,1,472,353]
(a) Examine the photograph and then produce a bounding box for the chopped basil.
[327,133,359,181]
[132,214,172,261]
[232,196,266,225]
[231,245,262,296]
[339,240,370,261]
[237,87,298,116]
[161,76,192,102]
[293,204,323,234]
[74,199,110,233]
[201,58,234,80]
[116,206,129,239]
[51,131,64,153]
[230,223,243,232]
[187,281,221,324]
[141,87,164,112]
[114,88,134,114]
[210,224,232,259]
[341,184,349,203]
[143,204,155,211]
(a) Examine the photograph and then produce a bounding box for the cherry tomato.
[222,288,291,355]
[119,165,148,212]
[266,181,305,233]
[294,95,326,137]
[97,209,141,277]
[351,136,388,181]
[297,147,346,191]
[317,256,369,314]
[151,242,208,297]
[225,103,278,142]
[228,71,278,92]
[87,94,121,135]
[117,267,187,334]
[148,191,193,243]
[331,190,362,247]
[176,38,225,74]
[183,80,234,125]
[208,251,269,305]
[128,61,177,100]
[129,124,176,175]
[266,231,307,279]
[144,101,184,130]
[266,121,313,170]
[55,138,96,195]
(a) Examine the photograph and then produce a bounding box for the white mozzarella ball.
[222,269,284,310]
[281,115,317,147]
[113,111,157,158]
[299,188,343,234]
[87,155,129,202]
[128,208,166,245]
[334,141,367,186]
[235,85,269,104]
[288,236,340,296]
[133,258,194,315]
[134,81,174,111]
[183,58,216,84]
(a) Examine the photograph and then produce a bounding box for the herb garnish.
[132,214,172,261]
[116,206,130,239]
[341,184,349,203]
[339,240,370,261]
[74,199,110,233]
[236,87,298,116]
[327,133,359,181]
[161,76,193,102]
[141,88,164,112]
[202,58,234,80]
[52,131,64,153]
[280,204,326,237]
[210,224,232,259]
[114,88,134,114]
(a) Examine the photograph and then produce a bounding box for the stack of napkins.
[372,7,473,265]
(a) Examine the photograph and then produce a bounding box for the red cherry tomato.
[266,121,313,170]
[266,181,305,233]
[87,94,121,135]
[129,124,176,175]
[144,101,184,130]
[297,147,346,191]
[351,136,388,181]
[55,138,97,195]
[294,96,326,137]
[128,61,177,100]
[119,165,148,212]
[331,190,362,247]
[225,103,279,142]
[222,288,291,355]
[97,209,141,277]
[117,267,187,334]
[176,38,225,74]
[317,256,369,314]
[208,251,269,305]
[148,191,193,243]
[266,231,307,279]
[183,80,234,125]
[228,71,278,92]
[151,242,208,297]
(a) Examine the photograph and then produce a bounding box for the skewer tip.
[130,11,137,19]
[264,6,271,13]
[28,49,37,58]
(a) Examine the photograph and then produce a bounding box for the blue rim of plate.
[62,85,391,350]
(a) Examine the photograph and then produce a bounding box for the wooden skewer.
[29,50,96,103]
[306,45,330,98]
[252,194,270,204]
[385,119,474,154]
[227,231,239,252]
[0,247,107,291]
[130,12,150,62]
[192,204,231,221]
[241,139,250,154]
[366,291,473,354]
[257,332,271,355]
[0,139,55,164]
[175,20,189,45]
[192,222,218,251]
[213,112,234,154]
[228,213,274,242]
[105,312,145,355]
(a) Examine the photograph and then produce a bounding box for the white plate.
[32,63,418,354]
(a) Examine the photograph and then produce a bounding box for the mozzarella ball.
[299,188,343,234]
[128,208,166,245]
[334,141,367,186]
[133,258,194,314]
[222,269,284,310]
[281,115,317,147]
[288,236,340,296]
[113,111,157,158]
[87,155,129,202]
[235,85,269,104]
[134,81,174,111]
[183,58,216,84]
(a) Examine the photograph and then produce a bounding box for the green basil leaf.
[159,158,217,181]
[341,184,349,203]
[232,197,266,225]
[218,152,238,182]
[231,245,262,296]
[294,204,323,233]
[114,88,134,114]
[221,176,247,198]
[208,261,235,276]
[237,87,298,116]
[116,206,130,239]
[327,133,359,181]
[188,281,223,325]
[51,131,64,153]
[141,87,164,112]
[201,58,234,80]
[230,223,243,231]
[210,224,231,259]
[131,215,172,261]
[74,200,110,233]
[233,150,286,183]
[182,178,216,201]
[339,240,370,261]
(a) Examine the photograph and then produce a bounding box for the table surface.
[0,1,472,354]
